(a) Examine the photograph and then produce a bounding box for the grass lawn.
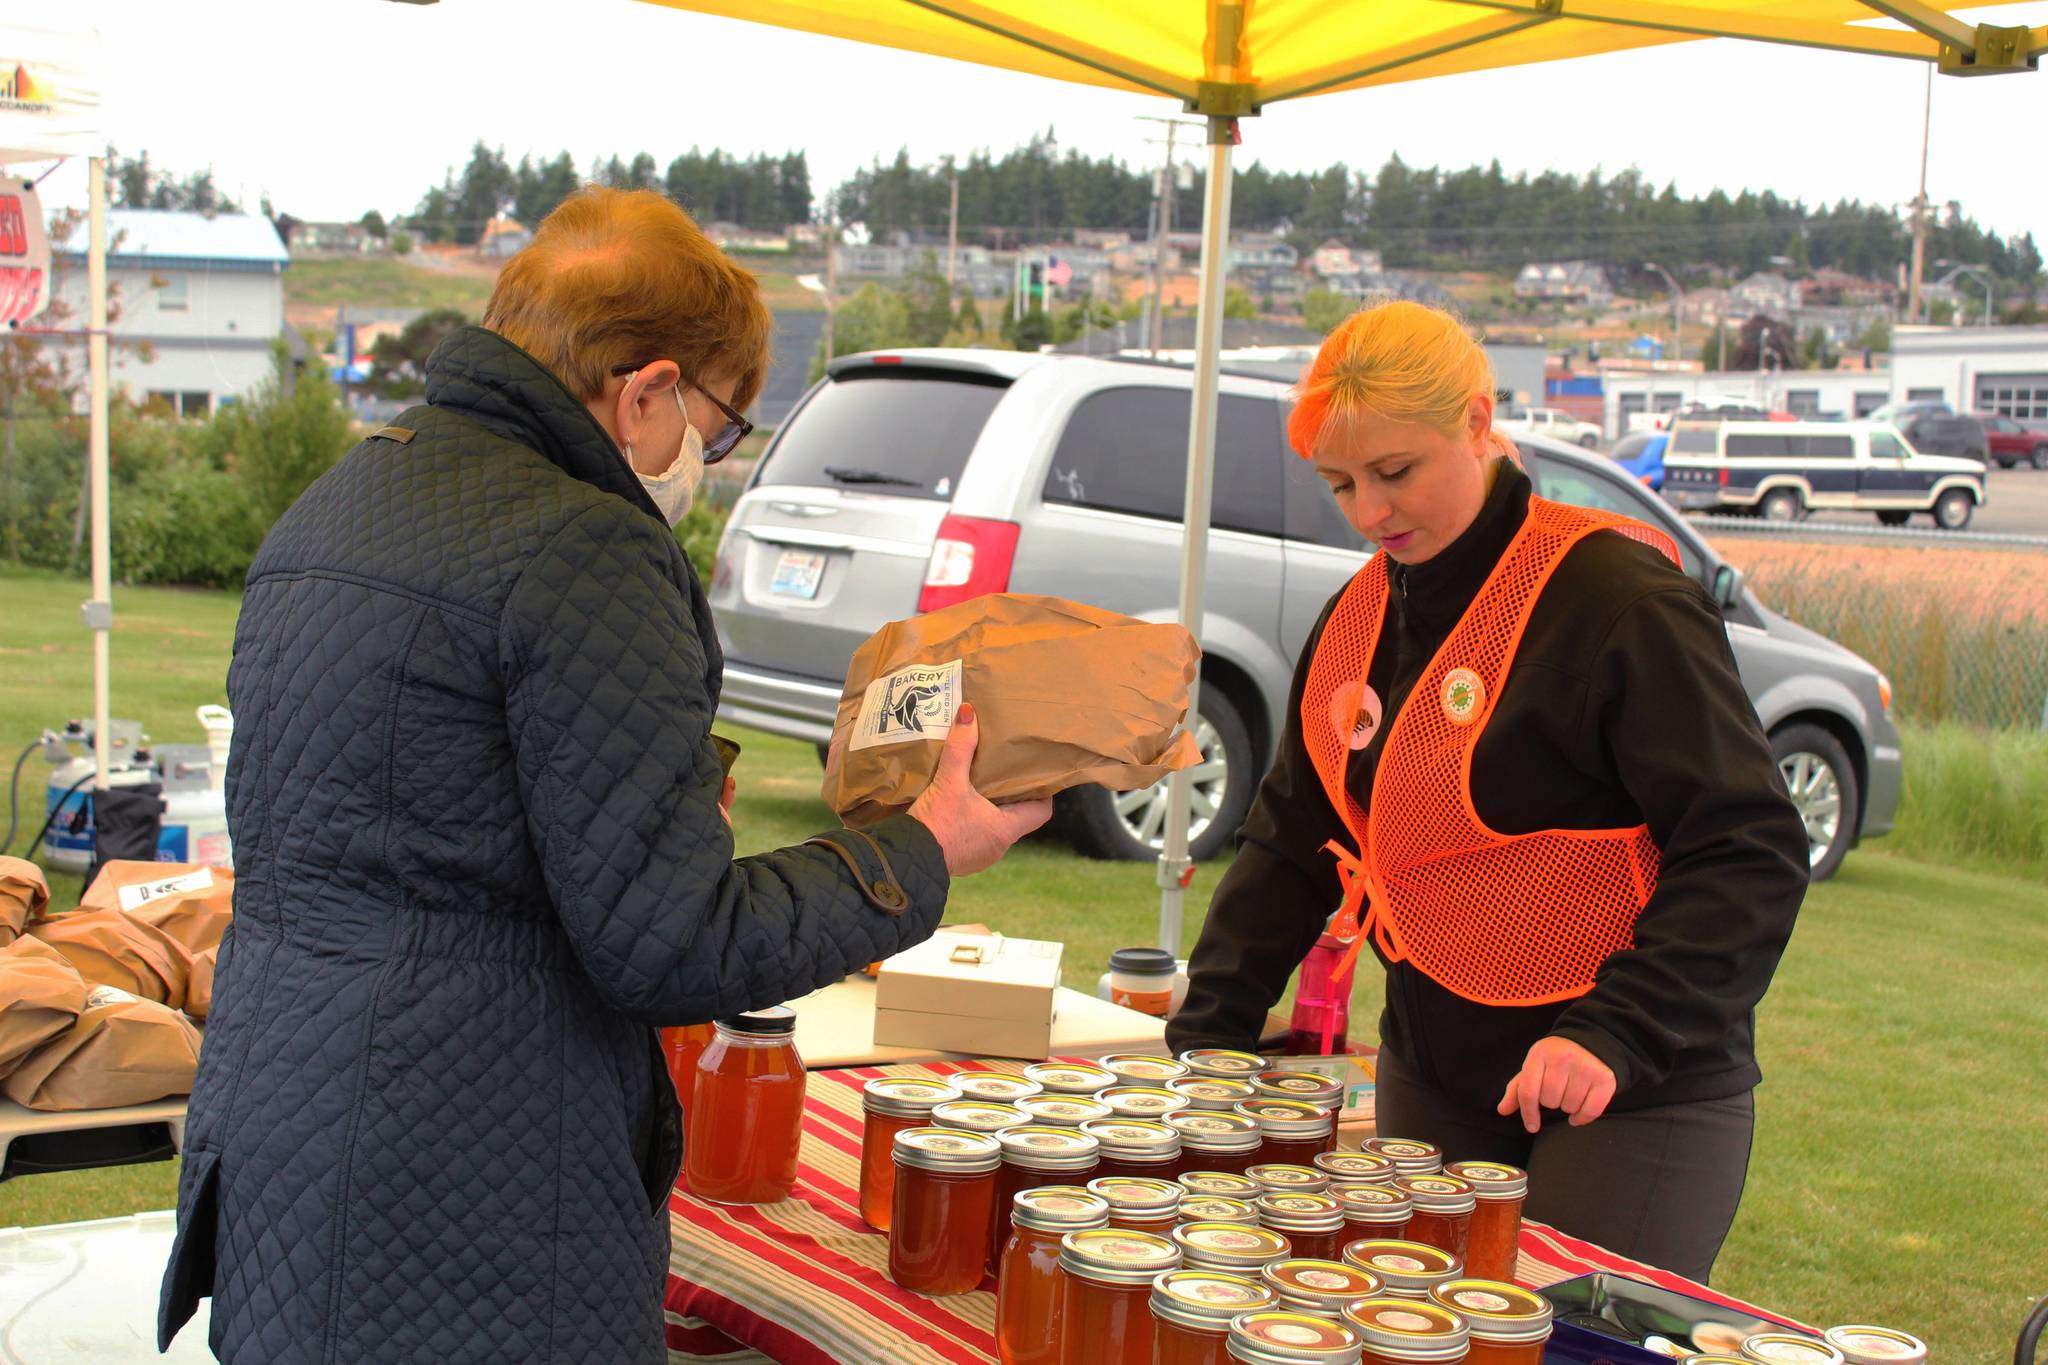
[283,257,498,315]
[1,567,2043,1360]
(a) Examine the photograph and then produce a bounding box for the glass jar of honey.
[1362,1140,1441,1179]
[1427,1280,1551,1365]
[1170,1076,1260,1113]
[1152,1270,1280,1365]
[1248,1165,1333,1197]
[1226,1309,1366,1363]
[1340,1297,1471,1364]
[1340,1241,1462,1302]
[661,1023,717,1118]
[1256,1194,1349,1264]
[1254,1070,1346,1111]
[1087,1174,1183,1235]
[1099,1053,1190,1087]
[1314,1153,1399,1187]
[1178,1048,1268,1081]
[1019,1096,1117,1129]
[1741,1335,1847,1365]
[1822,1327,1928,1365]
[1026,1062,1117,1096]
[860,1076,962,1231]
[1172,1221,1294,1275]
[1392,1176,1475,1263]
[1056,1228,1182,1365]
[1098,1087,1193,1123]
[889,1127,1002,1296]
[1168,1114,1266,1177]
[1262,1260,1386,1321]
[1179,1195,1259,1225]
[1180,1169,1263,1199]
[951,1070,1046,1104]
[995,1186,1109,1365]
[1332,1185,1413,1245]
[933,1100,1028,1136]
[991,1125,1102,1276]
[684,1008,805,1205]
[1441,1163,1525,1285]
[1236,1100,1336,1165]
[1080,1119,1182,1181]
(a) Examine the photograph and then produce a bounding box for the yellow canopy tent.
[645,0,2038,950]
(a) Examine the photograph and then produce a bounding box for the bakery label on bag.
[116,867,215,912]
[849,660,963,752]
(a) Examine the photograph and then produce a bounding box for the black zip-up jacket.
[1168,462,1810,1114]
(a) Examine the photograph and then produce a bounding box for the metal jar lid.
[861,1077,963,1119]
[1169,1113,1265,1153]
[1443,1160,1529,1201]
[1016,1095,1115,1128]
[949,1070,1045,1103]
[1178,1048,1268,1078]
[1226,1310,1366,1364]
[716,1005,797,1035]
[1023,1061,1116,1095]
[1179,1170,1263,1199]
[1151,1269,1278,1332]
[1057,1227,1181,1286]
[1427,1280,1554,1342]
[1086,1175,1184,1216]
[1340,1240,1463,1294]
[891,1126,1003,1174]
[1742,1334,1848,1365]
[1173,1221,1294,1271]
[1170,1076,1260,1110]
[1822,1326,1929,1365]
[1179,1195,1259,1224]
[1099,1086,1193,1121]
[1362,1138,1442,1175]
[997,1124,1102,1171]
[1248,1164,1332,1194]
[1314,1152,1399,1185]
[1099,1053,1190,1084]
[1079,1118,1182,1159]
[930,1100,1027,1134]
[1257,1193,1346,1233]
[1261,1258,1387,1314]
[1338,1297,1472,1363]
[1393,1174,1476,1215]
[1254,1070,1346,1108]
[1333,1184,1414,1224]
[1009,1185,1111,1234]
[1236,1099,1335,1137]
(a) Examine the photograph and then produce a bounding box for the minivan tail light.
[919,515,1020,613]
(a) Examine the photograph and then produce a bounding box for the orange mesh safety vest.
[1302,496,1681,1007]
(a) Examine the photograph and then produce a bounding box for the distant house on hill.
[1733,271,1800,314]
[288,220,377,254]
[1514,260,1613,305]
[1311,240,1382,278]
[478,215,531,259]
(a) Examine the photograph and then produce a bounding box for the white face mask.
[628,387,704,527]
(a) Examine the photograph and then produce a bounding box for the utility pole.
[1907,65,1932,324]
[1138,115,1202,357]
[946,171,959,290]
[822,215,838,365]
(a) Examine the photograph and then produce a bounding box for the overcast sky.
[33,0,2048,245]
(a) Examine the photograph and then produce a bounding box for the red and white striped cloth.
[665,1060,1803,1364]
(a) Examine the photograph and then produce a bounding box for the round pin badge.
[1440,668,1485,726]
[1328,678,1384,751]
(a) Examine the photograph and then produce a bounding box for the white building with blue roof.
[55,208,290,417]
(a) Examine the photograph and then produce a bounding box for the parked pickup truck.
[1497,406,1603,447]
[1662,418,1988,529]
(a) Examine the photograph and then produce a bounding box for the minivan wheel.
[1932,488,1974,530]
[1771,723,1860,882]
[1875,510,1910,527]
[1059,687,1256,864]
[1759,488,1803,523]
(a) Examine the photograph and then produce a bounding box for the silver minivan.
[710,348,1900,880]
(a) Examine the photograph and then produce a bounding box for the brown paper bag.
[823,594,1201,827]
[2,983,203,1111]
[81,861,235,941]
[31,908,195,1008]
[185,945,218,1021]
[0,937,89,1079]
[1,856,50,947]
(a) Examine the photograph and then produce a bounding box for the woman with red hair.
[1168,301,1808,1282]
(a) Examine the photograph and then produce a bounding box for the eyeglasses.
[609,363,754,465]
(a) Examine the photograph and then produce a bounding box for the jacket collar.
[1390,458,1530,634]
[423,325,664,522]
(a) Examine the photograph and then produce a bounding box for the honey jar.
[1256,1193,1349,1264]
[1441,1163,1524,1285]
[859,1076,962,1231]
[1152,1269,1280,1365]
[1340,1240,1463,1301]
[1391,1175,1476,1264]
[996,1186,1109,1365]
[990,1124,1102,1275]
[1056,1228,1181,1364]
[1428,1280,1552,1364]
[889,1126,1003,1296]
[1172,1220,1294,1275]
[1340,1297,1471,1364]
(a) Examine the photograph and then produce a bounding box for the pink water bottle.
[1286,930,1356,1056]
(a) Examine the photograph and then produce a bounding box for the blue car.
[1611,430,1668,490]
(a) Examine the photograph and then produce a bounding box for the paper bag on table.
[30,908,195,1009]
[822,594,1201,827]
[185,945,218,1021]
[0,856,49,946]
[80,860,234,953]
[0,937,89,1079]
[2,984,203,1111]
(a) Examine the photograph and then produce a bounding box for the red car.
[1979,414,2048,469]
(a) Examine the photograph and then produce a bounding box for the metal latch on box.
[949,942,989,966]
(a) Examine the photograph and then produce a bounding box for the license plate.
[770,550,826,599]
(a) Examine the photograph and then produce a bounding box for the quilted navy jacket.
[159,326,951,1363]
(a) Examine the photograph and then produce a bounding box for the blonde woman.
[1168,302,1808,1281]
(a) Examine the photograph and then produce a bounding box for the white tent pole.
[1156,115,1235,954]
[87,155,112,791]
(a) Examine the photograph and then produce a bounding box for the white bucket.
[196,705,233,792]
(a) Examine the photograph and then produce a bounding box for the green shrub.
[215,345,356,525]
[1886,721,2048,869]
[110,460,265,588]
[674,498,730,584]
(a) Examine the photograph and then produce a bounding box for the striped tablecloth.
[665,1059,1801,1365]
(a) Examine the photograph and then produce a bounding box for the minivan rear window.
[753,372,1006,499]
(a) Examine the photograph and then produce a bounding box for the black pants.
[1373,1049,1754,1284]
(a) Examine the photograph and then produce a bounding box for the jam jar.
[1256,1193,1348,1264]
[996,1186,1109,1365]
[1314,1152,1400,1188]
[1253,1070,1346,1111]
[889,1126,1003,1295]
[931,1100,1028,1136]
[1178,1195,1259,1225]
[1226,1309,1366,1363]
[1025,1062,1117,1096]
[990,1124,1102,1275]
[1171,1221,1294,1276]
[1151,1269,1279,1365]
[1740,1335,1847,1365]
[1179,1170,1263,1202]
[1056,1227,1182,1365]
[1247,1165,1333,1197]
[1177,1048,1267,1081]
[1332,1184,1413,1246]
[1340,1296,1471,1365]
[1262,1259,1386,1322]
[1170,1076,1260,1114]
[1086,1174,1183,1236]
[1236,1099,1336,1165]
[1428,1280,1553,1365]
[1340,1241,1463,1302]
[1391,1175,1476,1264]
[1442,1163,1525,1285]
[1019,1096,1117,1129]
[1821,1327,1928,1365]
[1361,1139,1441,1179]
[1080,1119,1182,1181]
[1168,1113,1266,1177]
[950,1070,1046,1105]
[1098,1053,1190,1087]
[859,1076,962,1230]
[1097,1086,1193,1123]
